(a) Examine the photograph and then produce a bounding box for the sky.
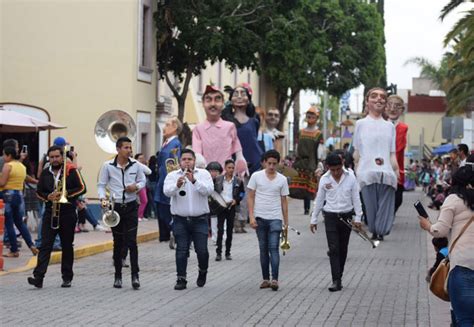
[300,0,472,114]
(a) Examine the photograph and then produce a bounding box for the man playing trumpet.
[28,145,86,288]
[97,136,146,290]
[310,153,363,292]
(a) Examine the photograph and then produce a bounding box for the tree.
[154,0,269,121]
[404,56,450,90]
[259,0,386,129]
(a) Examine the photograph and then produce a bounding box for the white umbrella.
[0,108,66,133]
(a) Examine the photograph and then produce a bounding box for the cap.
[53,137,67,147]
[203,85,224,97]
[306,106,320,116]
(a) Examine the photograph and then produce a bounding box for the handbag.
[429,215,474,301]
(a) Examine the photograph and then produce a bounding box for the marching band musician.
[97,136,146,290]
[28,145,87,288]
[163,149,214,290]
[310,153,363,292]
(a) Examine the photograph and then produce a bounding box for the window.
[138,0,153,83]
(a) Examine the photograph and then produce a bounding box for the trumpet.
[179,167,189,196]
[339,218,380,248]
[101,195,120,228]
[280,225,300,255]
[51,146,69,229]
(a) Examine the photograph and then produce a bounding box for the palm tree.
[440,0,473,21]
[404,56,449,91]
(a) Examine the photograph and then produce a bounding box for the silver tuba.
[94,110,137,154]
[102,195,120,228]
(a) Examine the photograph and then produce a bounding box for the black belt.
[115,201,137,208]
[322,210,354,220]
[174,213,209,220]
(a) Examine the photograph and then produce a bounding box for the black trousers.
[323,211,352,282]
[216,206,236,256]
[112,202,139,277]
[394,184,404,214]
[34,209,77,281]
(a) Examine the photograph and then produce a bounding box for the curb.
[0,231,159,276]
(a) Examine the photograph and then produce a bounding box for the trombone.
[339,218,380,248]
[51,146,69,229]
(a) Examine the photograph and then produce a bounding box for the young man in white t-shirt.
[248,150,289,291]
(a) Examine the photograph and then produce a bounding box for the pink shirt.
[192,118,242,166]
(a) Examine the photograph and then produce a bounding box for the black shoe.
[174,278,187,290]
[377,235,384,241]
[196,270,207,287]
[328,280,342,292]
[371,233,377,240]
[122,259,129,268]
[304,209,309,215]
[225,254,232,260]
[215,254,222,261]
[61,280,72,288]
[132,275,140,290]
[27,277,43,289]
[113,277,122,288]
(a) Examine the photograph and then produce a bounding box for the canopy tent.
[0,108,65,133]
[432,143,456,156]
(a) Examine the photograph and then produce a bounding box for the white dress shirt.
[163,167,214,217]
[311,169,363,224]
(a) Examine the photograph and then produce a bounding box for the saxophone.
[51,146,69,229]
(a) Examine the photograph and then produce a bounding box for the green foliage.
[154,0,268,120]
[259,0,387,126]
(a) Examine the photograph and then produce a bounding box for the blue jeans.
[256,218,282,281]
[173,215,209,279]
[3,190,34,252]
[448,265,474,326]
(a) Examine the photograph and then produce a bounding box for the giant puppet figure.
[263,107,285,154]
[192,85,247,173]
[385,95,408,214]
[221,83,263,175]
[289,106,323,215]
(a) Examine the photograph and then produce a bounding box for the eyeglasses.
[387,103,403,109]
[232,90,248,98]
[267,113,280,117]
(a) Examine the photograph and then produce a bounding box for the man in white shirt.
[97,136,146,290]
[310,153,363,292]
[163,149,214,290]
[458,144,469,167]
[248,150,289,291]
[353,87,399,241]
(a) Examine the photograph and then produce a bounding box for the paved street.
[0,190,450,326]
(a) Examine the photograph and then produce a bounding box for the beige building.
[1,0,276,198]
[1,0,158,197]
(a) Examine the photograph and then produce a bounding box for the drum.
[208,191,229,215]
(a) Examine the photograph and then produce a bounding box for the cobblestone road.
[0,190,448,326]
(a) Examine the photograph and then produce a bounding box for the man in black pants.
[28,145,87,288]
[97,136,146,290]
[310,153,363,292]
[214,159,244,261]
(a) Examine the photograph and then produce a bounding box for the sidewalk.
[0,219,158,275]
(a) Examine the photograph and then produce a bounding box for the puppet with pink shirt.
[192,85,247,174]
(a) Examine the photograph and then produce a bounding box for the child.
[425,237,448,282]
[428,185,446,210]
[206,161,223,244]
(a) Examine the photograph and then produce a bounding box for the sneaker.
[94,224,108,232]
[259,280,271,289]
[270,280,279,291]
[196,270,207,287]
[174,278,187,290]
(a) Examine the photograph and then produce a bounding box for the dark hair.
[457,143,469,156]
[206,161,223,173]
[181,148,196,159]
[449,166,474,210]
[432,237,448,250]
[134,153,143,160]
[224,159,235,167]
[262,150,280,162]
[326,153,343,166]
[47,145,64,156]
[2,139,18,148]
[116,136,132,149]
[3,146,17,158]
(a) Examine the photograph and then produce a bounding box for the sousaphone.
[94,110,137,153]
